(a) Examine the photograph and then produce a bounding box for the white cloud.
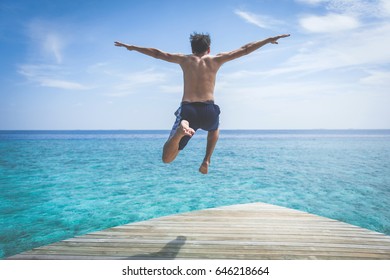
[39,79,89,90]
[234,9,283,29]
[294,0,390,78]
[296,0,327,4]
[18,19,93,90]
[27,19,67,64]
[124,68,167,84]
[297,0,389,18]
[43,33,63,64]
[218,66,390,129]
[215,16,390,128]
[160,84,182,94]
[282,22,390,74]
[18,64,90,90]
[101,67,176,97]
[380,0,390,16]
[360,70,390,85]
[113,68,167,91]
[299,13,360,33]
[326,0,382,17]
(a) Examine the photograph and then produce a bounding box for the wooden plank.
[7,202,390,260]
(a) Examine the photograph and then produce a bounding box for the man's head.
[190,32,211,54]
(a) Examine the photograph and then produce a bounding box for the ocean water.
[1,130,390,258]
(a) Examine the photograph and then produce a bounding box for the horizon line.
[1,128,390,132]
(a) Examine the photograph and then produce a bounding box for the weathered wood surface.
[8,202,390,260]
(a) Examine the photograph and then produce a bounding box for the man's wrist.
[267,37,275,43]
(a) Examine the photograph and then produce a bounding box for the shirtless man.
[115,33,289,174]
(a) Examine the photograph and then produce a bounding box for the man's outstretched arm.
[114,41,185,64]
[215,34,290,64]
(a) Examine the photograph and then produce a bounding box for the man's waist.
[181,100,214,105]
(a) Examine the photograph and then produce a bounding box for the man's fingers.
[114,41,124,47]
[271,34,290,44]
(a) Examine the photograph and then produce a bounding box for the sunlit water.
[1,130,389,258]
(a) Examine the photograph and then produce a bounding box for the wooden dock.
[8,202,390,260]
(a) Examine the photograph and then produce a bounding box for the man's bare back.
[115,33,290,173]
[180,54,220,103]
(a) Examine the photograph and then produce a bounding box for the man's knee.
[162,155,174,164]
[162,149,178,164]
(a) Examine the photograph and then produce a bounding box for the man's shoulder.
[180,54,221,68]
[183,54,217,59]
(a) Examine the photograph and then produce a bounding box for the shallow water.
[1,130,390,258]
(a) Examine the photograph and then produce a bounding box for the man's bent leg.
[199,129,219,174]
[162,120,194,163]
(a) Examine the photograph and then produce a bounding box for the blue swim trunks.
[169,101,221,150]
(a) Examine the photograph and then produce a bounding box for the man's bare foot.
[199,161,209,174]
[176,120,195,138]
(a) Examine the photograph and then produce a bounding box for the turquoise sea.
[1,130,390,259]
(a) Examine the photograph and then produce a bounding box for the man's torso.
[179,55,221,103]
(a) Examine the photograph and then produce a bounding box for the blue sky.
[1,0,389,129]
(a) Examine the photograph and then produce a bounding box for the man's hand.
[270,34,290,44]
[114,41,134,50]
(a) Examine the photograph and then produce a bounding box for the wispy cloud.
[159,84,182,94]
[325,0,386,17]
[27,19,67,64]
[234,9,284,29]
[360,70,390,86]
[382,0,390,15]
[288,0,390,74]
[217,16,390,89]
[299,13,360,33]
[297,0,390,18]
[296,0,326,4]
[38,78,89,90]
[270,24,390,75]
[297,0,390,34]
[102,67,175,97]
[18,19,97,90]
[43,33,63,63]
[18,64,90,90]
[124,68,167,84]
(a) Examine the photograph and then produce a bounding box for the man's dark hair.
[190,32,211,54]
